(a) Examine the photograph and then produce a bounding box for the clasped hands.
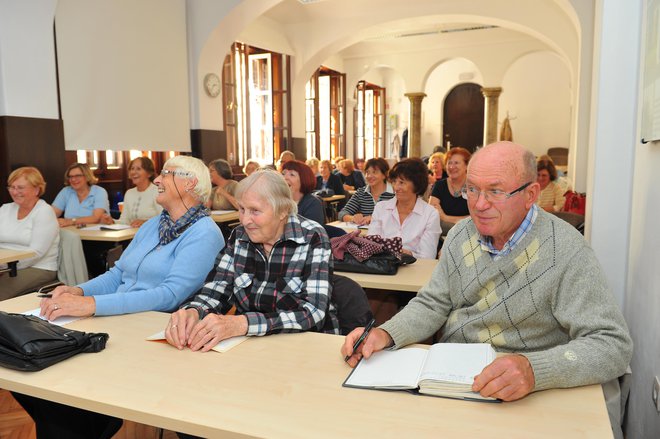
[165,308,248,352]
[341,327,535,402]
[39,285,96,320]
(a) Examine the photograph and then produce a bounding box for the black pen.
[344,318,376,362]
[37,293,52,298]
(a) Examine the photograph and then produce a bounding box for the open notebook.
[343,343,499,402]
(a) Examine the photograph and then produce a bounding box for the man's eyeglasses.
[67,174,85,180]
[462,181,532,203]
[160,169,193,178]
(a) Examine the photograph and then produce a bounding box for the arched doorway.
[442,83,484,152]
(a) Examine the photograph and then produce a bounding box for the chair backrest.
[551,211,585,234]
[330,274,373,335]
[57,229,89,285]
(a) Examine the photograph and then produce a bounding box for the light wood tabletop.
[0,294,612,439]
[211,210,239,224]
[64,225,138,243]
[320,194,346,202]
[0,248,36,265]
[336,257,438,292]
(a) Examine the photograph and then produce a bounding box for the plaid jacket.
[184,214,339,335]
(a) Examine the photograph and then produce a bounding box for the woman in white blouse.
[0,167,59,300]
[368,158,441,259]
[116,157,162,227]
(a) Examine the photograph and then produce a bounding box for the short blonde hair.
[64,163,97,186]
[243,159,260,176]
[235,169,297,216]
[9,166,46,196]
[163,155,212,203]
[428,152,445,170]
[340,159,355,173]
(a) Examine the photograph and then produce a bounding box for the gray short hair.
[235,169,297,216]
[163,155,212,203]
[209,158,233,180]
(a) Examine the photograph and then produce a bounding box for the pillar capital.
[481,87,502,98]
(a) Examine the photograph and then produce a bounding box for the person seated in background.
[339,157,394,226]
[332,155,345,173]
[282,160,325,225]
[39,155,224,319]
[0,167,59,300]
[16,156,224,439]
[343,142,631,437]
[52,162,109,227]
[242,158,260,177]
[338,159,366,191]
[276,150,296,171]
[536,158,566,212]
[355,158,366,174]
[165,169,338,353]
[208,158,239,210]
[306,157,321,177]
[114,157,162,227]
[368,158,441,259]
[428,147,471,227]
[316,159,345,196]
[428,151,447,181]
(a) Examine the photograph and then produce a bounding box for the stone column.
[481,87,502,146]
[404,92,426,158]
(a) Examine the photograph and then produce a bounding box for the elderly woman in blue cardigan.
[39,155,224,319]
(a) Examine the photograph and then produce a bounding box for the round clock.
[203,73,221,98]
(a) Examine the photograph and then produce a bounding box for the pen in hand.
[37,293,52,298]
[344,318,376,362]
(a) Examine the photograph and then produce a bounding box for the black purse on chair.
[0,311,109,371]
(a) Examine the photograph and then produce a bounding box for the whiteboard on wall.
[642,0,660,143]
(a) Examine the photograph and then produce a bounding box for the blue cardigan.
[79,215,224,315]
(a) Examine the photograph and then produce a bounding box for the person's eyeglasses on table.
[461,181,532,203]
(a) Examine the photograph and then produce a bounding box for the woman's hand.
[57,218,74,227]
[39,294,96,320]
[165,308,200,350]
[129,219,146,228]
[49,285,84,298]
[188,314,248,352]
[343,184,355,191]
[352,214,371,225]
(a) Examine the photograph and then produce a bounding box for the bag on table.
[563,191,586,215]
[331,231,416,275]
[0,311,109,372]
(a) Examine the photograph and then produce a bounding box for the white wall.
[0,0,59,118]
[499,51,572,158]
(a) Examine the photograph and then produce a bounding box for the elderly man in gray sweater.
[343,141,632,434]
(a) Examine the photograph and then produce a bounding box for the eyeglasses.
[67,174,85,180]
[7,185,28,192]
[462,181,532,203]
[160,169,193,178]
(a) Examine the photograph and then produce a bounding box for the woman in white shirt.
[0,167,59,300]
[116,157,162,227]
[368,158,441,259]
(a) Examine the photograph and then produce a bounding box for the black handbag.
[333,251,416,275]
[0,311,109,372]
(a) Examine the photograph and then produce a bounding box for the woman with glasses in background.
[115,156,162,227]
[428,147,472,227]
[0,167,59,300]
[52,162,110,227]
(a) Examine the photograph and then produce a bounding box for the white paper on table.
[211,210,237,215]
[146,330,249,353]
[23,308,84,326]
[83,224,132,231]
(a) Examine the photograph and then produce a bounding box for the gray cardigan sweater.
[380,210,632,391]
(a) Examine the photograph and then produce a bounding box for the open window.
[305,66,346,160]
[223,43,291,167]
[353,80,385,160]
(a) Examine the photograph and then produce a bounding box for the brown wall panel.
[0,116,66,205]
[190,129,226,164]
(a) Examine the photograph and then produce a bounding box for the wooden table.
[337,258,438,292]
[211,210,239,224]
[0,248,36,277]
[320,194,346,222]
[0,294,612,439]
[65,225,138,243]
